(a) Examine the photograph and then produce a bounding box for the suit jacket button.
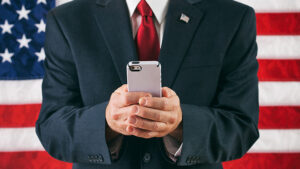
[143,153,151,163]
[99,155,104,162]
[186,158,192,164]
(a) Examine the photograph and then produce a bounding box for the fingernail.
[129,117,136,124]
[139,98,147,106]
[146,94,152,97]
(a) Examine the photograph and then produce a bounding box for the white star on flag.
[0,20,13,34]
[35,19,46,33]
[17,34,32,48]
[37,0,47,5]
[35,48,46,61]
[16,5,30,20]
[0,49,13,63]
[1,0,11,5]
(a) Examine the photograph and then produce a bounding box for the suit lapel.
[159,0,205,87]
[93,0,138,84]
[93,0,205,86]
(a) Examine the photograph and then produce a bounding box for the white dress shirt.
[126,0,169,46]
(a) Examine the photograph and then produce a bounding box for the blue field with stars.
[0,0,54,80]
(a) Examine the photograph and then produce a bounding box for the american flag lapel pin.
[180,13,190,23]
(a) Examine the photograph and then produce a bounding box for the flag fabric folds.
[0,0,299,168]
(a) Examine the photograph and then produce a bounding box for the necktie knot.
[137,0,153,17]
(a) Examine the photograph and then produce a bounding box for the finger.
[128,116,167,131]
[162,87,176,98]
[118,123,132,136]
[113,84,128,94]
[134,106,175,123]
[128,127,159,139]
[119,92,152,107]
[112,105,138,121]
[108,119,131,136]
[110,84,127,101]
[139,97,173,110]
[114,84,128,94]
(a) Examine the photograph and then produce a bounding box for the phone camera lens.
[129,65,142,72]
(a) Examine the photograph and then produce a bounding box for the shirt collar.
[126,0,169,24]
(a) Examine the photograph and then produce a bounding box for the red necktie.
[135,0,160,61]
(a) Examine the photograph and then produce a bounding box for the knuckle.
[144,98,151,106]
[130,105,137,114]
[139,119,145,128]
[138,107,145,116]
[171,104,177,111]
[112,113,119,120]
[110,92,117,99]
[155,113,161,121]
[153,123,158,130]
[162,98,168,108]
[110,108,118,119]
[123,125,131,135]
[169,115,176,123]
[162,123,167,130]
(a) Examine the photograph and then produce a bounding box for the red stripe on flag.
[1,105,300,129]
[0,151,72,169]
[258,59,300,81]
[0,152,299,169]
[259,106,300,129]
[0,104,41,127]
[223,153,300,169]
[256,13,300,35]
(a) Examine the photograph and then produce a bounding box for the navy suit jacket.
[35,0,259,168]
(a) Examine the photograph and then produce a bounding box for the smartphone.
[127,61,161,97]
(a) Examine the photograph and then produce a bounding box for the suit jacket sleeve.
[35,11,113,164]
[176,7,259,166]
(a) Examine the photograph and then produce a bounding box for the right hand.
[105,84,152,136]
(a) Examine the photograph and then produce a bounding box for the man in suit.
[35,0,259,168]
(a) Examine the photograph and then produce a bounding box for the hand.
[127,87,182,139]
[105,84,152,138]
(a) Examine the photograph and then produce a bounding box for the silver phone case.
[127,61,162,97]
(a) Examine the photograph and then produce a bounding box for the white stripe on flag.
[249,129,300,152]
[1,81,300,106]
[0,79,42,105]
[259,82,300,106]
[257,36,300,59]
[236,0,300,12]
[0,127,44,152]
[0,128,299,152]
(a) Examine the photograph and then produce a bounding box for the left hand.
[127,87,182,139]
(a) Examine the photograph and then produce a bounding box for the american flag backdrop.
[0,0,299,168]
